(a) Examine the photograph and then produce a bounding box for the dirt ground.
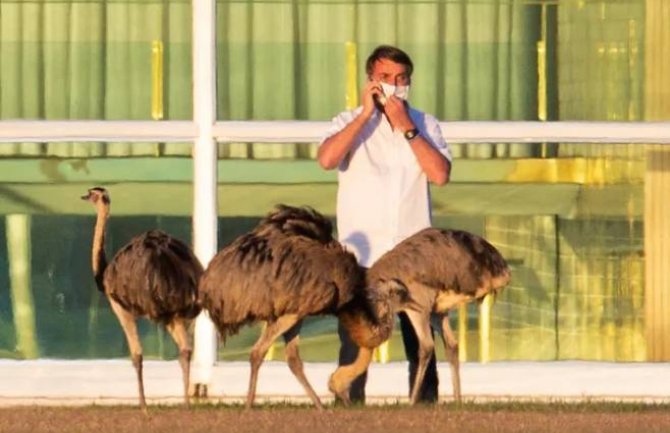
[1,403,670,433]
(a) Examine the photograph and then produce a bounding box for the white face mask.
[380,82,410,101]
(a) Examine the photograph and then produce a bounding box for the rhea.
[82,187,203,410]
[329,228,511,405]
[199,205,406,409]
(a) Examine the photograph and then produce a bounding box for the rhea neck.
[91,200,110,291]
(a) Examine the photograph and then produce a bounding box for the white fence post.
[191,0,218,396]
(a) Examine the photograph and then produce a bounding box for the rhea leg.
[109,298,146,411]
[247,314,301,409]
[336,321,367,404]
[403,309,436,405]
[328,346,373,406]
[401,312,438,403]
[283,322,322,410]
[439,313,461,402]
[166,318,193,408]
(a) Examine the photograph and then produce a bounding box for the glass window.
[0,0,192,120]
[215,0,659,122]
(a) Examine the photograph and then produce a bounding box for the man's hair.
[365,45,414,77]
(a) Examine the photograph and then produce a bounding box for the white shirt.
[321,106,452,267]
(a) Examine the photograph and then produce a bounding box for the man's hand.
[318,81,383,170]
[362,80,384,119]
[383,95,415,132]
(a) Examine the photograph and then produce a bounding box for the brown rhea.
[82,187,203,411]
[329,227,511,405]
[199,205,405,409]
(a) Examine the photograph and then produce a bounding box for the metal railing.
[2,120,670,144]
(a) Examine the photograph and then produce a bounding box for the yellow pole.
[644,0,670,361]
[458,304,467,362]
[537,39,546,122]
[537,4,547,122]
[627,19,639,121]
[151,40,164,120]
[7,214,39,359]
[537,3,548,157]
[263,322,276,361]
[478,295,493,363]
[345,41,359,110]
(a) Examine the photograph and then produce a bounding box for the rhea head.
[81,187,111,205]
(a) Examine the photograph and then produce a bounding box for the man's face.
[369,58,411,86]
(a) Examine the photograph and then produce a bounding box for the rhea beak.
[81,191,92,201]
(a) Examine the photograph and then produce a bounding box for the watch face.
[404,128,419,140]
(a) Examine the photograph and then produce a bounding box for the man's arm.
[317,114,368,170]
[318,80,382,170]
[407,135,451,185]
[384,96,451,185]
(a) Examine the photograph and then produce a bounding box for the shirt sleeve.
[423,113,452,162]
[319,110,354,146]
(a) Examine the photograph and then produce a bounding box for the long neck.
[366,294,395,344]
[338,289,395,349]
[91,203,109,292]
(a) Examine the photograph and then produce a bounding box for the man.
[318,45,452,403]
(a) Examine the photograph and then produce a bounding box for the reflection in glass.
[0,143,650,361]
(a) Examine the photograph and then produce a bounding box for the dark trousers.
[337,312,439,403]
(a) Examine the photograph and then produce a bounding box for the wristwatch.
[403,127,420,141]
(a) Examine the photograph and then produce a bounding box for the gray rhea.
[82,187,203,411]
[198,205,407,409]
[329,227,511,405]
